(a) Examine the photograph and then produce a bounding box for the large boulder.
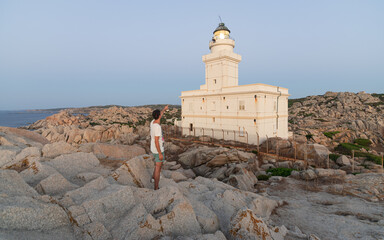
[65,177,110,205]
[315,168,347,179]
[228,167,258,192]
[42,141,76,158]
[81,184,136,228]
[178,177,279,236]
[119,132,139,145]
[206,154,228,167]
[20,158,60,186]
[132,186,202,237]
[336,155,351,166]
[112,154,154,188]
[0,169,74,239]
[178,146,214,168]
[179,147,256,169]
[82,129,102,143]
[229,208,272,240]
[46,152,100,180]
[0,170,39,197]
[35,173,78,196]
[0,196,71,232]
[14,147,41,162]
[0,148,17,167]
[171,171,188,183]
[0,126,49,146]
[111,203,161,239]
[92,143,146,160]
[165,142,182,154]
[297,144,330,167]
[189,198,220,234]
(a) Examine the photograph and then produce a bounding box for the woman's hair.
[152,109,160,120]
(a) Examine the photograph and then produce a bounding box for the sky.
[0,0,383,110]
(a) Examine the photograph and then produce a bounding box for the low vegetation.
[329,153,341,162]
[89,122,100,126]
[305,133,313,141]
[266,168,294,177]
[257,175,270,181]
[335,143,369,155]
[354,152,382,165]
[335,142,381,164]
[323,131,340,139]
[353,138,372,147]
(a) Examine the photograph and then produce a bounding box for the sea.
[0,110,59,128]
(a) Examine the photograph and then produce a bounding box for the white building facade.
[179,23,289,144]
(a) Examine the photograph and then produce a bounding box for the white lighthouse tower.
[179,23,289,144]
[201,23,241,91]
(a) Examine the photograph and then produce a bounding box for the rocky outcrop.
[261,137,330,167]
[42,141,77,158]
[26,106,180,145]
[0,128,289,240]
[289,91,384,148]
[291,168,347,181]
[177,146,259,191]
[2,126,383,239]
[92,143,145,160]
[0,170,74,239]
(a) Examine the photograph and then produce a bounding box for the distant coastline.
[0,104,181,128]
[0,110,60,128]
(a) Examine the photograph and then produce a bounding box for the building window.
[213,117,215,122]
[214,79,216,84]
[190,123,193,131]
[202,98,205,103]
[254,119,256,125]
[254,95,257,102]
[223,96,225,100]
[226,106,229,109]
[239,100,245,111]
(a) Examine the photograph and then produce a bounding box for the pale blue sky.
[0,0,383,110]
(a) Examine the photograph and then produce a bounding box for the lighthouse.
[202,23,242,91]
[179,23,289,144]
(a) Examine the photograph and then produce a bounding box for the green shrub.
[89,122,100,126]
[335,143,368,155]
[257,175,270,181]
[353,138,372,147]
[323,131,340,139]
[306,134,313,141]
[354,152,382,165]
[266,168,294,177]
[252,150,258,155]
[329,153,341,162]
